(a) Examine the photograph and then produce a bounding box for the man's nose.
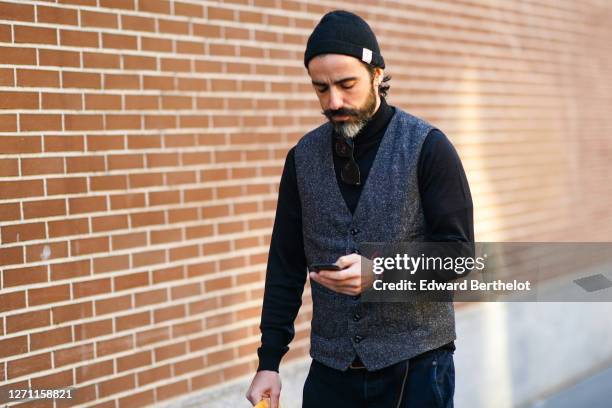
[328,88,343,111]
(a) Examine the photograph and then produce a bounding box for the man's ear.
[375,68,384,86]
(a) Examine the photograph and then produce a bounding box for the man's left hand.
[309,254,375,296]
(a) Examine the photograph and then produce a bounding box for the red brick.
[104,73,140,89]
[169,244,199,261]
[6,310,50,333]
[28,284,71,306]
[81,10,118,28]
[0,114,17,131]
[48,218,90,239]
[93,254,129,273]
[52,301,93,324]
[1,222,45,244]
[0,67,14,86]
[44,135,84,152]
[141,36,173,52]
[138,0,170,13]
[149,228,183,245]
[46,178,86,198]
[92,213,128,232]
[66,156,105,172]
[130,248,162,268]
[111,231,146,251]
[115,311,150,332]
[30,327,72,350]
[30,369,73,390]
[39,49,80,67]
[96,334,133,357]
[121,14,155,32]
[156,380,189,401]
[75,360,113,382]
[0,2,34,22]
[137,364,171,386]
[0,46,36,65]
[114,271,149,291]
[154,304,185,323]
[100,0,135,9]
[146,152,178,167]
[154,342,186,361]
[73,278,111,298]
[3,265,47,287]
[99,373,136,398]
[171,318,201,336]
[0,91,38,109]
[117,350,151,372]
[83,52,120,69]
[7,353,52,379]
[134,288,167,307]
[174,2,203,17]
[0,291,26,313]
[118,390,155,408]
[110,193,146,210]
[148,191,180,206]
[207,6,235,21]
[14,25,57,44]
[95,294,132,315]
[21,157,64,176]
[37,5,78,25]
[158,19,189,35]
[70,236,110,255]
[108,154,144,170]
[68,196,106,214]
[0,135,40,153]
[87,135,124,151]
[135,327,170,347]
[41,92,82,110]
[0,336,28,359]
[60,29,99,47]
[130,210,165,227]
[50,260,91,283]
[20,114,62,131]
[0,246,24,266]
[173,357,204,376]
[53,343,94,367]
[22,198,65,218]
[85,93,121,110]
[74,318,113,340]
[65,114,104,131]
[189,333,218,351]
[102,33,138,50]
[192,370,222,390]
[62,71,101,88]
[106,114,141,130]
[123,54,157,70]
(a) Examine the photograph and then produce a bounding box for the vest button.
[352,248,361,254]
[354,335,363,343]
[350,228,360,235]
[352,295,360,300]
[353,314,361,322]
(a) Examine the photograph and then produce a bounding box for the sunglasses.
[334,136,361,186]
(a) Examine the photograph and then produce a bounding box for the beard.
[322,83,377,139]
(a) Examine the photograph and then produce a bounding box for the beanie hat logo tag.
[361,48,373,64]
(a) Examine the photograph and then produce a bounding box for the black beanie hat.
[304,10,385,70]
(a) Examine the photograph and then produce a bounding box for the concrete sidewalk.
[527,364,612,408]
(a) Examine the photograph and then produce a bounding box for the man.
[246,10,473,408]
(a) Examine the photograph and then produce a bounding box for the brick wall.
[1,0,611,406]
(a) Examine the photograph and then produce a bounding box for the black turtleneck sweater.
[257,97,474,372]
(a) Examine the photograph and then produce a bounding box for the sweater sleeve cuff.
[256,345,287,372]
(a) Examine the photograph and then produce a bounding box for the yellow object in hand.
[254,400,268,408]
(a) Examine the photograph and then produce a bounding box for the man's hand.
[246,370,281,407]
[309,253,375,296]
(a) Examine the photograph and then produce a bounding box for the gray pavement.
[528,365,612,408]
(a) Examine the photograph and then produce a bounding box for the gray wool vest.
[293,107,456,371]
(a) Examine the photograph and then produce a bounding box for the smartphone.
[309,263,342,272]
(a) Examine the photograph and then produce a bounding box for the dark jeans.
[302,349,454,408]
